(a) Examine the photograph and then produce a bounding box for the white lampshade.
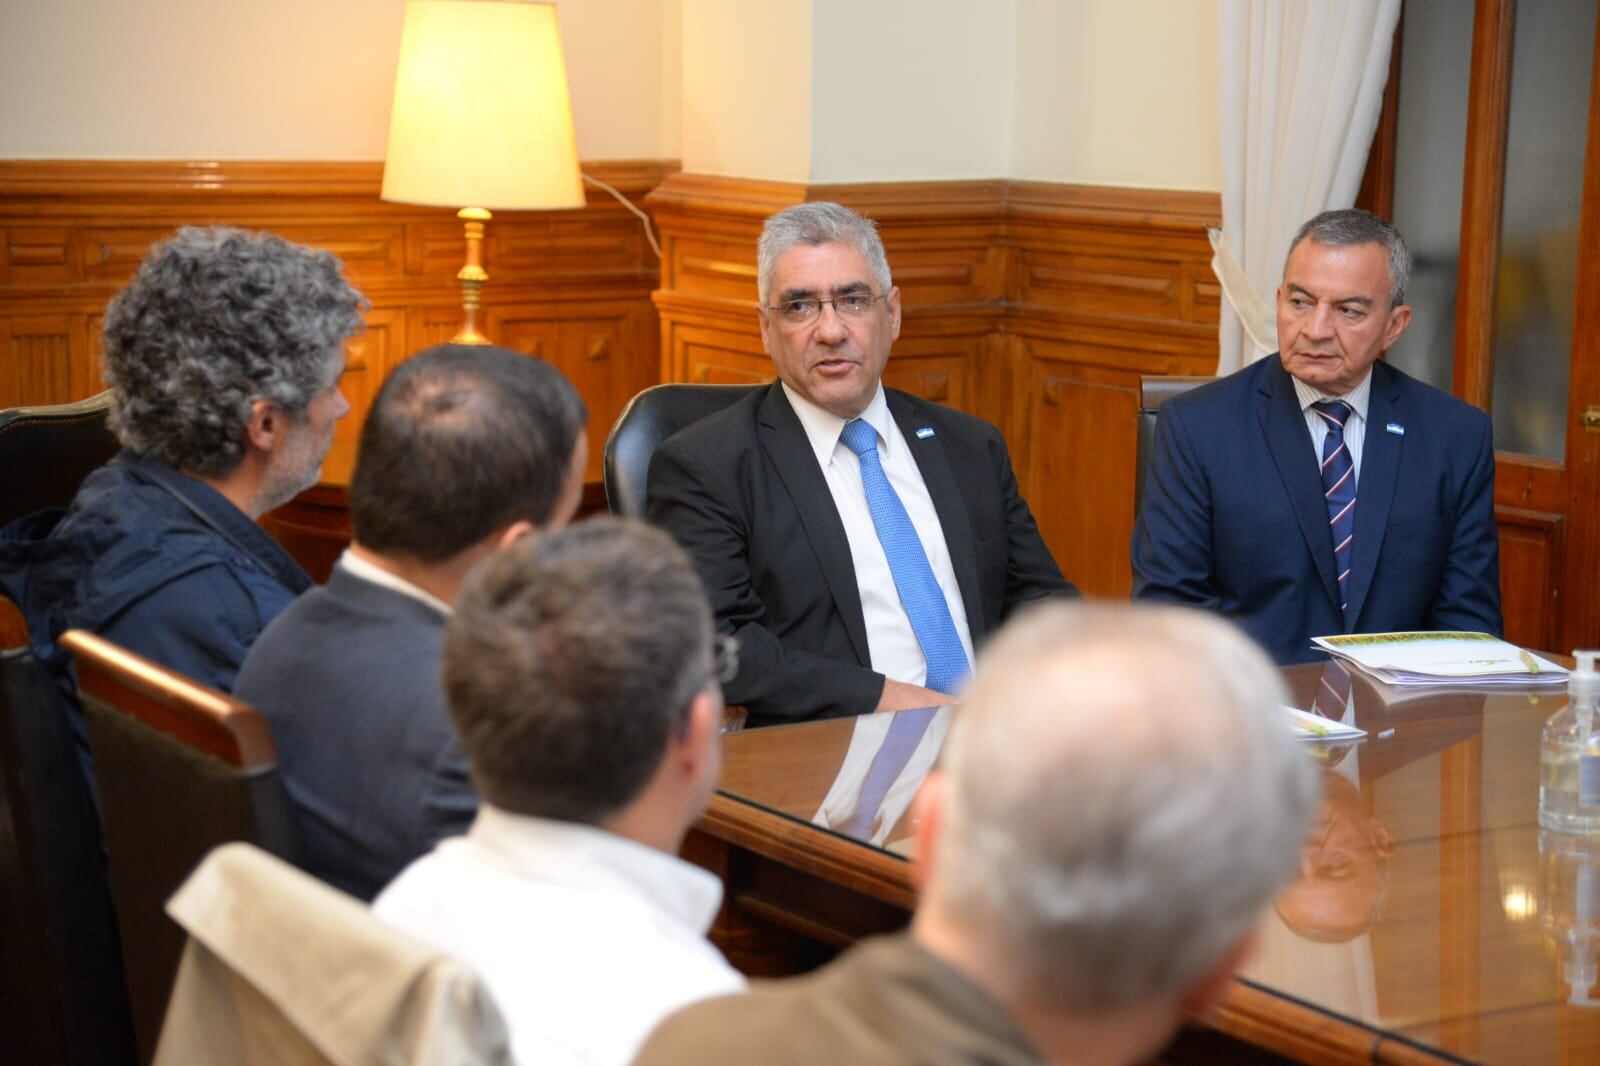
[381,0,585,211]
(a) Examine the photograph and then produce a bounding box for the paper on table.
[1282,705,1366,742]
[1311,631,1568,686]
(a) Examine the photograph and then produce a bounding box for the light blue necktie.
[839,419,970,694]
[835,706,938,841]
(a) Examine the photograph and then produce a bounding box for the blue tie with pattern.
[839,419,970,694]
[1313,400,1357,624]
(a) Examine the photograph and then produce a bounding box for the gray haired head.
[757,202,892,303]
[1286,209,1411,308]
[928,602,1318,1012]
[101,226,367,476]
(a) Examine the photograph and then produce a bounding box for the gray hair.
[1286,208,1411,308]
[444,517,715,824]
[931,602,1318,1011]
[757,201,892,303]
[102,226,367,476]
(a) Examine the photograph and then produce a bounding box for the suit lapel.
[886,391,984,633]
[1258,357,1341,614]
[757,385,872,666]
[1345,364,1403,628]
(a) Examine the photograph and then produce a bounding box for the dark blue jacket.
[1131,356,1502,664]
[236,563,476,901]
[0,451,311,703]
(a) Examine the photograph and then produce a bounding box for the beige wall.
[1013,0,1221,189]
[0,0,679,160]
[679,0,812,182]
[0,0,1220,191]
[808,0,1014,183]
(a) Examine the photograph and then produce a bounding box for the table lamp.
[381,0,585,345]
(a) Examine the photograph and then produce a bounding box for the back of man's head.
[924,602,1317,1014]
[443,516,715,825]
[349,344,586,563]
[102,225,366,477]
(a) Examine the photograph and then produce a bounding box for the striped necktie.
[1313,400,1357,624]
[839,418,970,694]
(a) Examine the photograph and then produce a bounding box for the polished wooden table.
[684,660,1600,1064]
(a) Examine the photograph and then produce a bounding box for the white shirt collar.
[781,380,894,468]
[337,548,452,617]
[1291,367,1373,423]
[467,805,724,935]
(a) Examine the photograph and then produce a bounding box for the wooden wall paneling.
[487,298,659,483]
[0,314,77,408]
[0,160,677,428]
[655,299,772,386]
[334,307,401,451]
[1013,322,1218,601]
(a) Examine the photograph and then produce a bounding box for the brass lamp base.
[453,207,492,346]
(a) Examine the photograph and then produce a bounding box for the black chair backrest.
[0,391,119,528]
[60,630,298,1064]
[603,384,764,517]
[0,604,138,1065]
[1135,376,1213,519]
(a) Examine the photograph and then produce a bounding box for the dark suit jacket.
[634,934,1043,1066]
[234,564,476,901]
[647,383,1074,725]
[1132,355,1502,664]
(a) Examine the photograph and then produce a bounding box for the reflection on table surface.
[715,660,1600,1064]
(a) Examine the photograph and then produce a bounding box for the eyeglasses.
[712,633,740,685]
[764,291,888,325]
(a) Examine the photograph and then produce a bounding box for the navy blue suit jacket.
[1131,355,1502,664]
[235,564,476,901]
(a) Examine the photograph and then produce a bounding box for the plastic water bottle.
[1540,651,1600,834]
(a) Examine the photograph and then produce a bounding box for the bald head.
[923,603,1318,1012]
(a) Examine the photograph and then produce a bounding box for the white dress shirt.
[338,547,451,616]
[1292,369,1373,482]
[374,806,745,1066]
[782,382,976,688]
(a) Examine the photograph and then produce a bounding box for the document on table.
[1311,631,1568,686]
[1282,705,1366,742]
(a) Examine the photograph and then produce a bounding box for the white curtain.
[1212,0,1403,375]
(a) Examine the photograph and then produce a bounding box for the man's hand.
[876,679,950,713]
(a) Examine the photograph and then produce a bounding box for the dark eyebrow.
[1286,282,1373,308]
[830,281,872,296]
[777,287,819,303]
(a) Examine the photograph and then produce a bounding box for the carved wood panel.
[0,160,673,457]
[489,299,658,482]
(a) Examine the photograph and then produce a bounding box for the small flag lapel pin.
[915,427,935,439]
[1386,422,1405,436]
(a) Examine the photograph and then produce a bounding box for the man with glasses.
[648,202,1075,726]
[237,344,587,901]
[375,517,745,1066]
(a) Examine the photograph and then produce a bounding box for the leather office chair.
[603,383,763,517]
[0,390,119,528]
[61,629,299,1064]
[156,843,513,1066]
[1134,376,1212,518]
[0,603,139,1065]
